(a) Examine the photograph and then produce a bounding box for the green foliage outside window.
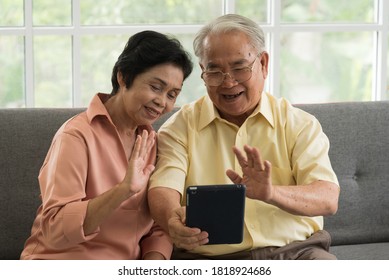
[0,0,386,108]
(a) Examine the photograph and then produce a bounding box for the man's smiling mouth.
[223,91,243,99]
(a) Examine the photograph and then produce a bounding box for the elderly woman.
[21,30,193,260]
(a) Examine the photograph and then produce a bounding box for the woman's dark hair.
[111,30,193,95]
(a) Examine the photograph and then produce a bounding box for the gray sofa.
[1,101,389,260]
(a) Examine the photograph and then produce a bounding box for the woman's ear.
[117,71,125,87]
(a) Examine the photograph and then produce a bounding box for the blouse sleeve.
[38,130,99,250]
[139,222,173,259]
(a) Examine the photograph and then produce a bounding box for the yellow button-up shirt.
[149,92,339,256]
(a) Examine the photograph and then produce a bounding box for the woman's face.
[118,63,184,126]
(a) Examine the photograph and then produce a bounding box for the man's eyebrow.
[205,62,219,70]
[206,58,250,70]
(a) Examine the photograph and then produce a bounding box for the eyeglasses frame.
[200,52,263,87]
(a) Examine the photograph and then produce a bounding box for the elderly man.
[148,14,339,260]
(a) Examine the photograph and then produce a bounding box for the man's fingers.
[243,144,265,171]
[232,146,248,167]
[171,231,209,250]
[226,169,241,184]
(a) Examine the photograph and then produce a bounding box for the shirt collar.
[85,93,154,133]
[198,95,219,130]
[255,92,275,128]
[86,93,114,125]
[198,92,274,130]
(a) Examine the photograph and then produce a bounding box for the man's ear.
[260,52,269,79]
[199,63,206,85]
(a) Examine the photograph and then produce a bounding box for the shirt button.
[250,224,255,229]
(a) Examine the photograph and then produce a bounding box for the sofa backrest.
[0,108,84,260]
[296,101,389,246]
[1,101,388,259]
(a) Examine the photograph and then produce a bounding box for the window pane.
[386,37,389,101]
[172,34,203,106]
[280,32,373,103]
[235,0,268,24]
[0,0,24,26]
[80,34,204,107]
[281,0,375,23]
[80,35,128,106]
[80,0,223,25]
[0,36,24,107]
[33,0,72,26]
[34,36,72,107]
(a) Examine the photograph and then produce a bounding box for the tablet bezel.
[185,184,246,245]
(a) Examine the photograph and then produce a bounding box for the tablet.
[185,184,246,244]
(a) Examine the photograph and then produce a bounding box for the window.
[0,0,387,108]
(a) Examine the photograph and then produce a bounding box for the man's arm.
[226,144,339,217]
[268,180,339,217]
[148,187,209,250]
[148,187,181,232]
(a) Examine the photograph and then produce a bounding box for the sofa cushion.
[330,242,389,260]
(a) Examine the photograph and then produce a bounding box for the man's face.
[200,31,268,126]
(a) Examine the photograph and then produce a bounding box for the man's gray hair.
[193,14,266,60]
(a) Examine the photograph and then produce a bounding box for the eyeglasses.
[201,53,261,87]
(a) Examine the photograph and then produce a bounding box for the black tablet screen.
[186,184,246,244]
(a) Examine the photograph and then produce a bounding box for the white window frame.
[1,0,388,107]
